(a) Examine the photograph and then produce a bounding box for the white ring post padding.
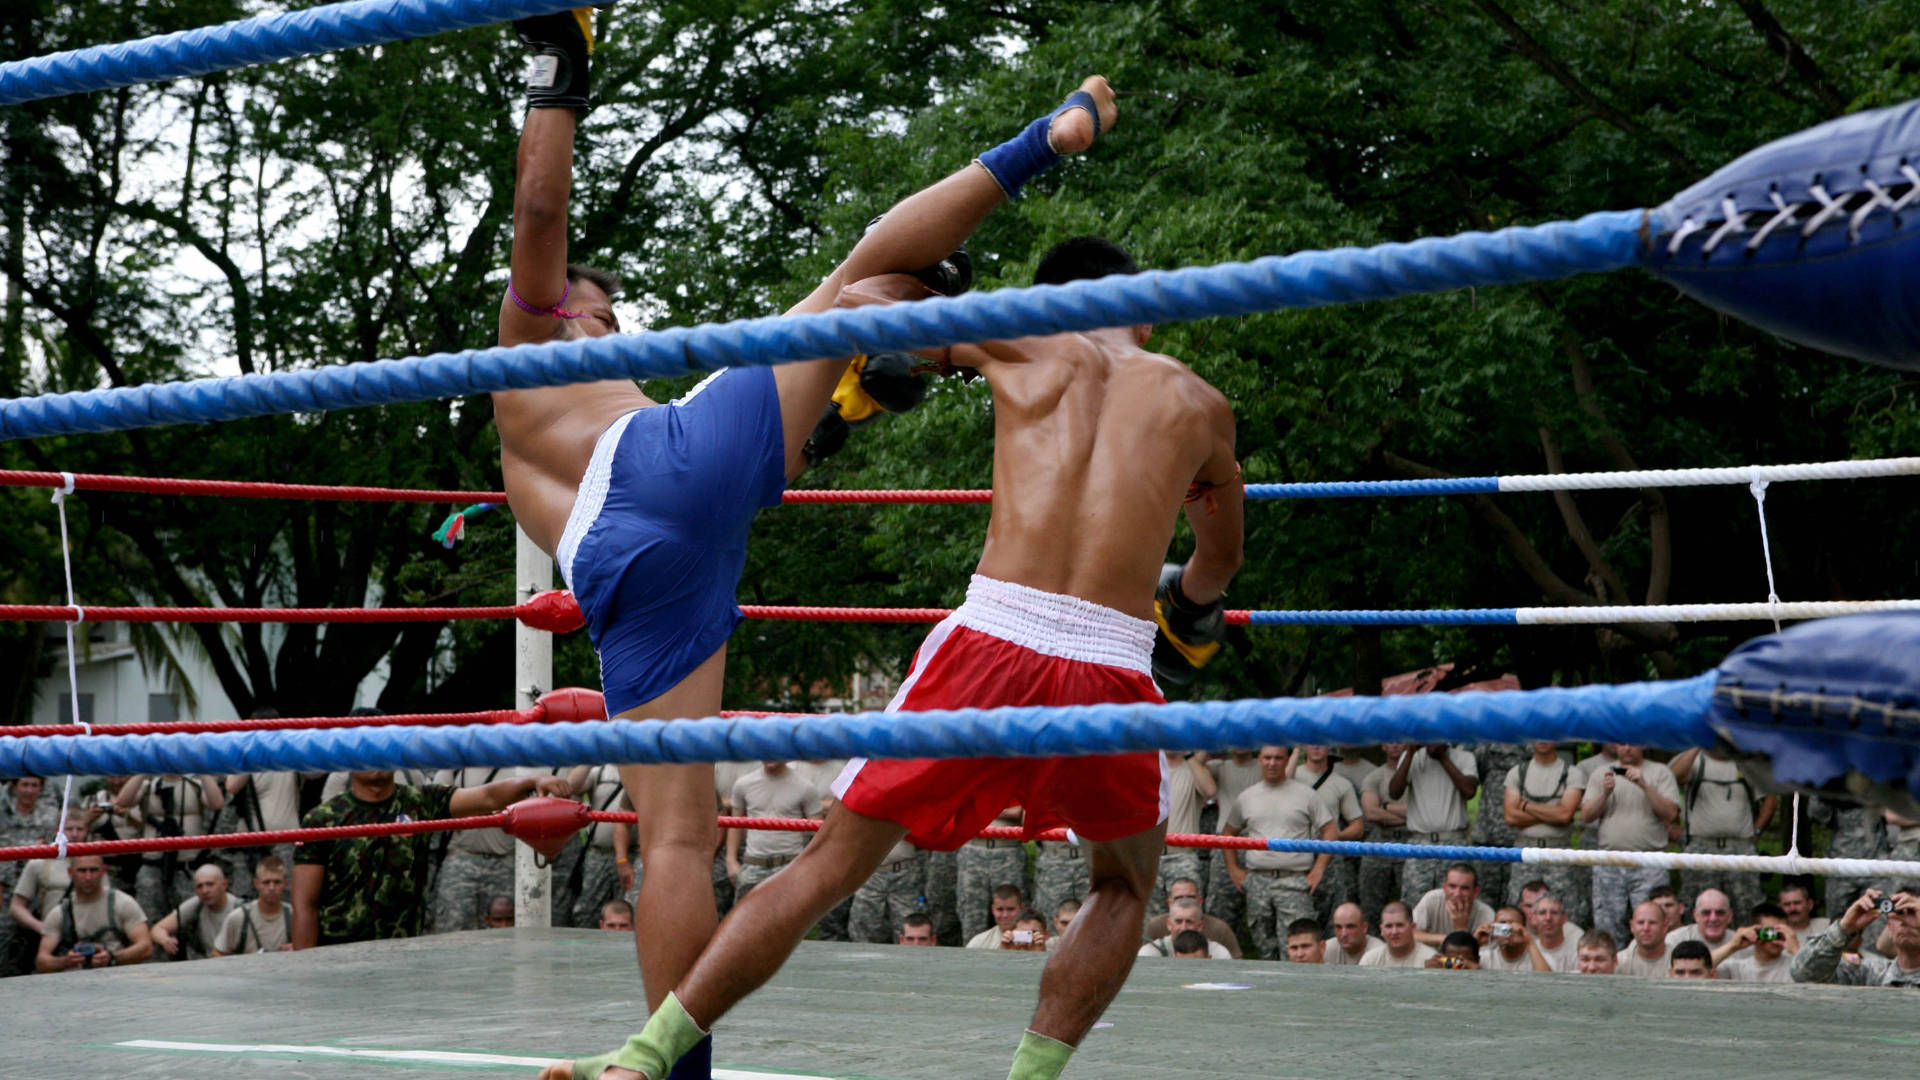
[1517,846,1920,878]
[1495,457,1920,492]
[1515,599,1920,624]
[512,525,554,929]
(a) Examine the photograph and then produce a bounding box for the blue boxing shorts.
[556,367,786,715]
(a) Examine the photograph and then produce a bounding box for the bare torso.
[971,332,1226,619]
[492,309,655,556]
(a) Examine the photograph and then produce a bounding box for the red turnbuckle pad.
[502,796,591,860]
[517,589,586,633]
[534,686,607,723]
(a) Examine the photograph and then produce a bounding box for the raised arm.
[787,76,1118,319]
[497,9,605,348]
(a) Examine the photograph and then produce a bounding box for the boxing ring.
[8,928,1919,1080]
[7,0,1920,1076]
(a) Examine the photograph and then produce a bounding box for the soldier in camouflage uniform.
[956,828,1029,943]
[1502,742,1590,928]
[1205,750,1262,932]
[431,766,557,933]
[848,837,925,943]
[1354,746,1406,930]
[1812,796,1887,919]
[1221,747,1335,960]
[0,776,60,976]
[1790,888,1920,986]
[1033,840,1088,925]
[568,765,634,928]
[1470,743,1529,906]
[1671,747,1772,920]
[924,848,960,945]
[292,770,565,946]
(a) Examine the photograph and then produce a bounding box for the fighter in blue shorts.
[491,10,1120,1080]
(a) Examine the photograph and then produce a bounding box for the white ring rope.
[1517,846,1920,879]
[1513,599,1920,624]
[49,473,90,859]
[1494,456,1920,492]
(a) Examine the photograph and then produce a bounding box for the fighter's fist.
[1152,563,1225,685]
[514,5,606,112]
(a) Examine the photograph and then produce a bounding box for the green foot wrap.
[1007,1030,1075,1080]
[570,994,709,1080]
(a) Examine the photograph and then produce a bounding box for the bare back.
[966,328,1237,620]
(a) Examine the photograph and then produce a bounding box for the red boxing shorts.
[833,575,1170,851]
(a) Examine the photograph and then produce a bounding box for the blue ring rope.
[1243,609,1520,626]
[0,211,1646,442]
[1247,477,1502,499]
[0,674,1716,778]
[1258,839,1522,861]
[0,0,582,107]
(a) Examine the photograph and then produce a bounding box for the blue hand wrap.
[976,90,1101,198]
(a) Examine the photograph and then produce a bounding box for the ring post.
[514,525,554,927]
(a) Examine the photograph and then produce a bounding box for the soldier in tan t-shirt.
[1221,747,1335,960]
[1670,746,1772,919]
[1581,745,1680,946]
[1360,901,1436,968]
[727,762,824,900]
[1154,751,1217,913]
[1290,745,1363,927]
[1205,749,1263,928]
[1387,743,1478,903]
[1324,901,1383,965]
[35,856,152,972]
[1357,745,1409,929]
[1614,900,1671,977]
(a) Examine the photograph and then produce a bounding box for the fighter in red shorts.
[543,224,1244,1080]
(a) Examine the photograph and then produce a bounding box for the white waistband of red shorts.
[953,575,1155,676]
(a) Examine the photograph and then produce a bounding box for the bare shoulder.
[1135,348,1231,422]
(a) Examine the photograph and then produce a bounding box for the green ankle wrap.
[1007,1030,1075,1080]
[569,993,709,1080]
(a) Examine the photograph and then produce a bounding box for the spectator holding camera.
[1361,901,1436,968]
[1003,909,1049,952]
[1425,931,1481,970]
[1711,902,1798,983]
[34,855,151,972]
[1791,887,1920,987]
[1476,904,1549,972]
[1581,745,1680,946]
[5,816,90,976]
[1387,743,1478,903]
[966,885,1025,950]
[1615,901,1672,977]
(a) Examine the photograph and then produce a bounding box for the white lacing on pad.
[1671,166,1920,256]
[954,575,1155,675]
[555,409,640,589]
[49,472,91,858]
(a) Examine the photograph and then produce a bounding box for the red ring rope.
[2,707,821,738]
[0,813,1263,863]
[0,604,522,624]
[0,469,988,506]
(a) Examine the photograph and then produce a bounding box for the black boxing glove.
[1152,563,1225,685]
[858,352,931,415]
[515,6,600,112]
[803,405,851,466]
[908,248,973,298]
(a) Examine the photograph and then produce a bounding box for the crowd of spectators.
[1,738,1917,989]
